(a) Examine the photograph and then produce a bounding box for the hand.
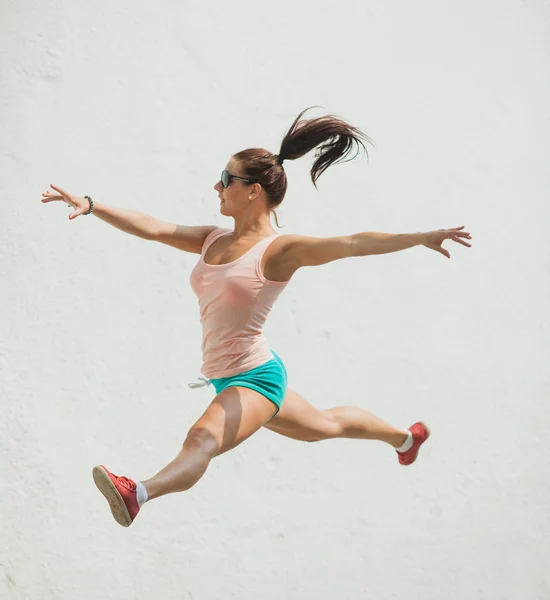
[421,226,472,258]
[41,184,90,220]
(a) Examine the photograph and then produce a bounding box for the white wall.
[1,1,549,598]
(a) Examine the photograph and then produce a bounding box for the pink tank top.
[189,227,290,379]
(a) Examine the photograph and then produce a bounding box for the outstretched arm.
[351,228,472,258]
[281,226,472,271]
[351,231,428,256]
[41,184,217,253]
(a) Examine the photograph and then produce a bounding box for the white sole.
[92,465,132,527]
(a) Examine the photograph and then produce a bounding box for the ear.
[250,182,262,198]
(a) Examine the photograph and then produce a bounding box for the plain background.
[1,1,549,598]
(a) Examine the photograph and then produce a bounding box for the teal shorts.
[209,349,288,415]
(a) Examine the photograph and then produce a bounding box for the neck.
[232,211,276,239]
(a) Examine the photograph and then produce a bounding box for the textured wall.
[1,0,549,598]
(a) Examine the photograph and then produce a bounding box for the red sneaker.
[92,465,140,527]
[397,422,431,466]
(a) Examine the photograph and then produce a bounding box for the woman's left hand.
[421,226,472,258]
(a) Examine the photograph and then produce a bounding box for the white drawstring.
[188,376,212,389]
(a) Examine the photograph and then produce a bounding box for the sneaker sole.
[92,465,132,527]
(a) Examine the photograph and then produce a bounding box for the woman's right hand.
[41,184,90,220]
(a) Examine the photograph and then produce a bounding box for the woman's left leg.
[264,387,410,448]
[142,385,277,500]
[93,386,277,526]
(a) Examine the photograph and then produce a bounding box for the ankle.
[393,430,412,451]
[136,481,148,507]
[140,478,162,501]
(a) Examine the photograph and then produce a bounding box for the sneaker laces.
[188,376,212,389]
[117,476,136,492]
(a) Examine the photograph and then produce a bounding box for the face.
[214,160,255,217]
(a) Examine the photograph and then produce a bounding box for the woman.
[41,107,472,527]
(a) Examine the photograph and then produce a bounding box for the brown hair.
[232,106,375,227]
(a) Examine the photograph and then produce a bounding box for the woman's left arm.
[352,226,472,258]
[352,231,427,256]
[282,226,472,271]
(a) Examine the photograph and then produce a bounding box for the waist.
[200,337,273,379]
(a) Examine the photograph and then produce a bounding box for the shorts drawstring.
[188,376,212,389]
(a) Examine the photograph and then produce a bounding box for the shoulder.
[203,226,232,244]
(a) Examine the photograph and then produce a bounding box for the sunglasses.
[221,169,257,188]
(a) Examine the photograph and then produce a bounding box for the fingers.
[451,237,472,248]
[41,184,70,204]
[448,227,472,247]
[41,192,63,202]
[40,185,84,222]
[427,225,472,259]
[50,184,70,197]
[447,228,472,240]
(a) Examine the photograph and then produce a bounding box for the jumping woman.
[41,107,472,527]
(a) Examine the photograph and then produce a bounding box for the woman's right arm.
[96,205,217,252]
[93,205,218,253]
[41,184,217,253]
[92,202,163,239]
[149,222,218,254]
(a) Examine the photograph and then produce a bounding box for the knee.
[183,427,220,458]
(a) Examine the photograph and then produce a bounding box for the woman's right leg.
[262,389,429,469]
[264,387,411,447]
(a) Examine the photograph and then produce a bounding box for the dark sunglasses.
[221,169,257,188]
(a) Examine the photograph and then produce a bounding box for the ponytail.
[233,106,374,226]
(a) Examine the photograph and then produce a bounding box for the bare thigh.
[191,385,279,455]
[263,388,341,442]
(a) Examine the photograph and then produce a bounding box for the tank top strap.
[236,233,278,262]
[249,234,280,279]
[201,227,232,256]
[252,233,280,257]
